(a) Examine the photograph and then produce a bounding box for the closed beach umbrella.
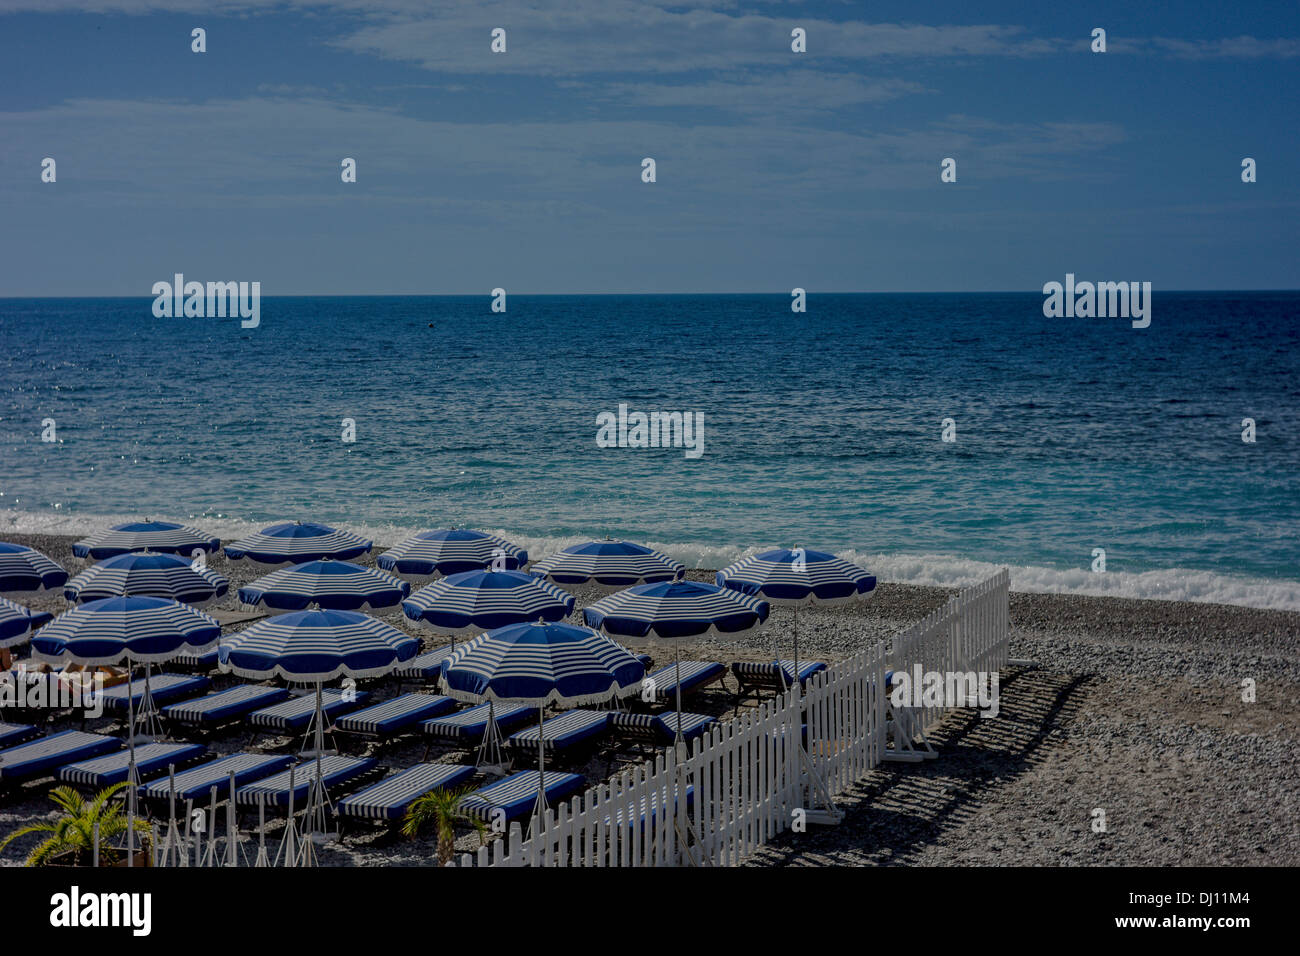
[218,608,419,861]
[0,542,69,598]
[441,620,643,826]
[29,596,221,864]
[64,552,229,607]
[584,580,769,744]
[716,548,876,690]
[0,596,53,649]
[224,521,372,567]
[377,529,527,582]
[402,570,574,638]
[530,540,684,588]
[72,521,220,561]
[238,559,409,614]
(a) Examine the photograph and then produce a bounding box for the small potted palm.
[401,785,487,866]
[0,782,152,867]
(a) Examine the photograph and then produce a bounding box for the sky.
[0,0,1297,295]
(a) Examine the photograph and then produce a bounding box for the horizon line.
[3,288,1299,300]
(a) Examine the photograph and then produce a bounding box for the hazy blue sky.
[1,1,1297,294]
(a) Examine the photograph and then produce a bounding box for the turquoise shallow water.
[1,293,1297,607]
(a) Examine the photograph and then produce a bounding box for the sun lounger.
[337,762,478,823]
[0,730,121,786]
[162,684,290,730]
[508,709,610,762]
[420,702,534,748]
[603,784,695,832]
[731,660,828,700]
[168,647,222,672]
[391,645,454,687]
[98,673,211,713]
[459,769,586,824]
[644,660,726,703]
[234,755,379,808]
[58,742,208,788]
[611,711,718,746]
[333,693,456,739]
[0,722,40,750]
[138,752,295,803]
[247,689,370,736]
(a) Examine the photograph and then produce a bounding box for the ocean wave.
[4,510,1297,612]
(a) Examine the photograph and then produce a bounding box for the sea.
[1,293,1297,609]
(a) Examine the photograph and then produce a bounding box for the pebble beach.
[2,532,1297,867]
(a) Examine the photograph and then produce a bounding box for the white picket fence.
[886,567,1011,742]
[455,569,1009,867]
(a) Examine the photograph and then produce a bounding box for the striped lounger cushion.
[508,710,610,755]
[604,784,694,830]
[235,755,378,808]
[0,731,121,784]
[169,648,220,670]
[459,770,586,823]
[162,685,290,726]
[732,660,827,687]
[337,763,477,821]
[59,742,207,788]
[612,711,717,744]
[646,660,725,700]
[392,646,453,680]
[421,702,534,744]
[139,753,295,802]
[335,694,457,736]
[247,689,370,732]
[99,673,212,712]
[0,722,40,750]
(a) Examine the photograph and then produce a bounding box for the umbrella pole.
[126,663,137,860]
[792,606,799,698]
[674,637,684,749]
[532,704,547,834]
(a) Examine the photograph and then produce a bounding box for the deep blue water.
[1,293,1298,607]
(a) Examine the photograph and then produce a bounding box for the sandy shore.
[2,532,1297,866]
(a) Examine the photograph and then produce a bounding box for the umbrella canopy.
[716,548,876,606]
[402,570,575,635]
[29,596,221,666]
[0,542,69,598]
[377,529,527,581]
[583,580,770,640]
[238,559,409,614]
[224,522,373,567]
[529,540,684,588]
[0,596,53,649]
[72,522,220,561]
[64,552,230,607]
[440,620,644,708]
[217,608,419,682]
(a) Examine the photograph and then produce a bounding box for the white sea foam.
[4,510,1297,611]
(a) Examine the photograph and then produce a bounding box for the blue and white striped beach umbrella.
[584,580,768,743]
[716,549,876,607]
[440,621,644,708]
[529,540,684,588]
[72,522,220,561]
[402,570,575,636]
[30,596,222,666]
[377,529,528,582]
[441,620,643,822]
[0,542,70,598]
[0,596,53,649]
[218,608,419,856]
[583,580,770,640]
[224,522,373,567]
[238,560,409,614]
[717,548,876,688]
[218,608,419,683]
[64,552,230,607]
